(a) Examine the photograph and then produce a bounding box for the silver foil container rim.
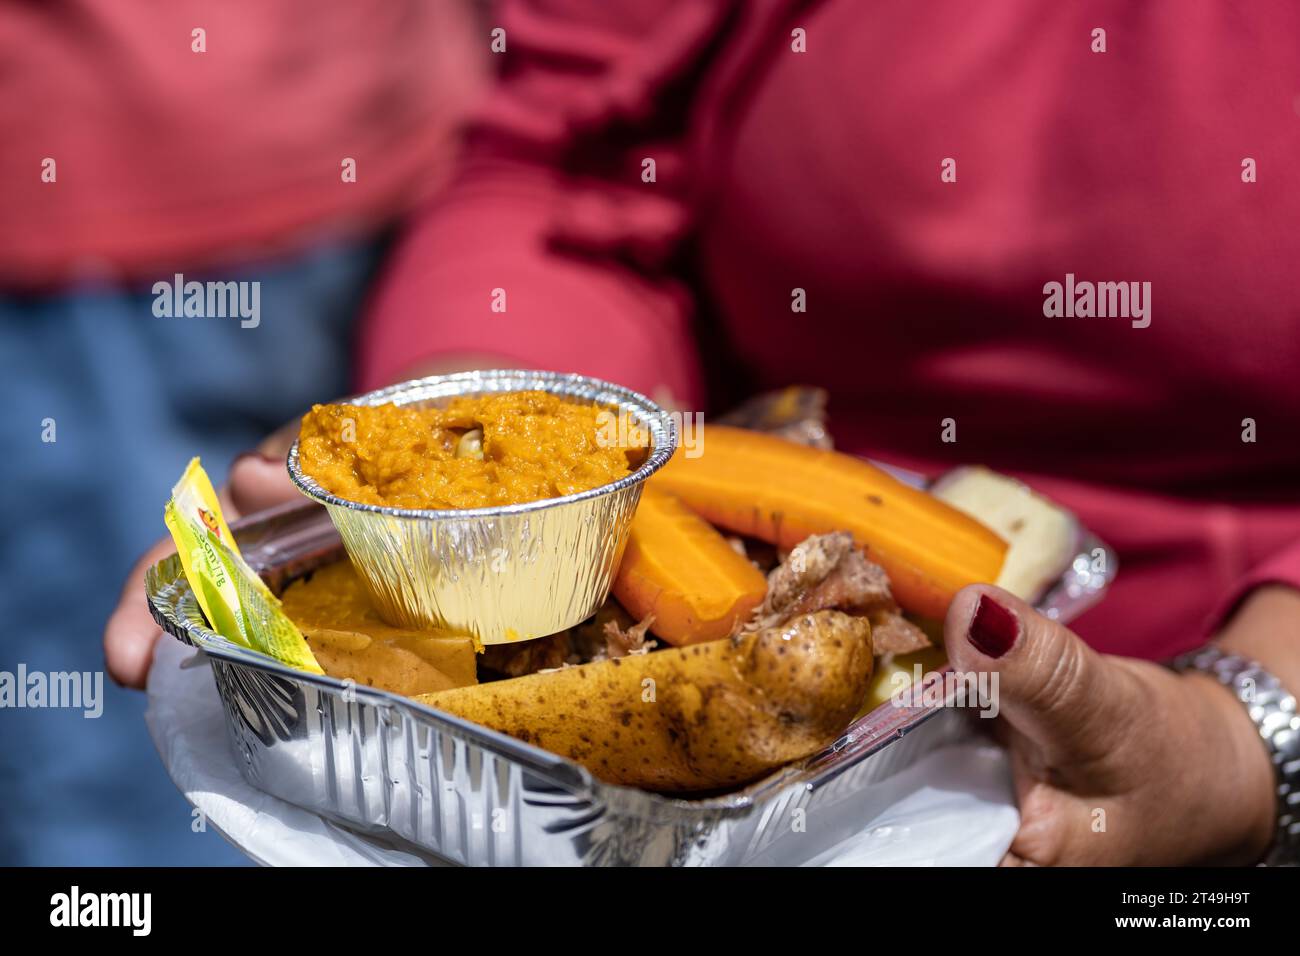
[285,369,678,521]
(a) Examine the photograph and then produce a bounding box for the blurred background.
[0,0,489,865]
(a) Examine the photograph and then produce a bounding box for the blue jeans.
[0,240,383,864]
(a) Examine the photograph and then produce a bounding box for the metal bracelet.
[1169,645,1300,866]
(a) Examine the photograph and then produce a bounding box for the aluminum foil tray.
[147,495,1115,866]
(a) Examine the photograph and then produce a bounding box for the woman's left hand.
[942,585,1277,865]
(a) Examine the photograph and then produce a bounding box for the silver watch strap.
[1169,645,1300,865]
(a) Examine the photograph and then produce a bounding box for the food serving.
[264,389,1028,793]
[274,526,939,791]
[418,531,932,791]
[158,376,1091,796]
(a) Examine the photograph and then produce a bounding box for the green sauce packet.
[163,458,322,674]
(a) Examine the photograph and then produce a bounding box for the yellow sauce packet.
[163,458,322,674]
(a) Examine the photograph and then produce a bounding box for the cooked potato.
[417,609,873,792]
[302,629,475,697]
[280,561,477,695]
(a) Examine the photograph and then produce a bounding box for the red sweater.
[360,0,1300,659]
[0,1,485,285]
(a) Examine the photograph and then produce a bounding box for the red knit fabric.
[0,0,486,285]
[361,0,1300,658]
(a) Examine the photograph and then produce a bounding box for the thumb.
[943,585,1138,766]
[228,418,302,514]
[228,454,298,517]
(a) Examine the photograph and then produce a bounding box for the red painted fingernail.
[968,594,1018,658]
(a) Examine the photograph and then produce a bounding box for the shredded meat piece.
[866,613,933,655]
[751,533,865,623]
[484,530,924,681]
[601,614,655,658]
[479,632,572,678]
[743,532,930,653]
[480,604,656,678]
[568,603,654,662]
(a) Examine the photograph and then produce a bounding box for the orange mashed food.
[297,391,642,509]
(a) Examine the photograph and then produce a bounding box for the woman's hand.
[102,424,300,688]
[943,585,1279,865]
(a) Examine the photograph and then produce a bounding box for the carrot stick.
[613,487,768,645]
[652,427,1007,621]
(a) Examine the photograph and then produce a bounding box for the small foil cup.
[286,370,677,644]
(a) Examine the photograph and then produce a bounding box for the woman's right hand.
[943,585,1278,865]
[103,424,300,688]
